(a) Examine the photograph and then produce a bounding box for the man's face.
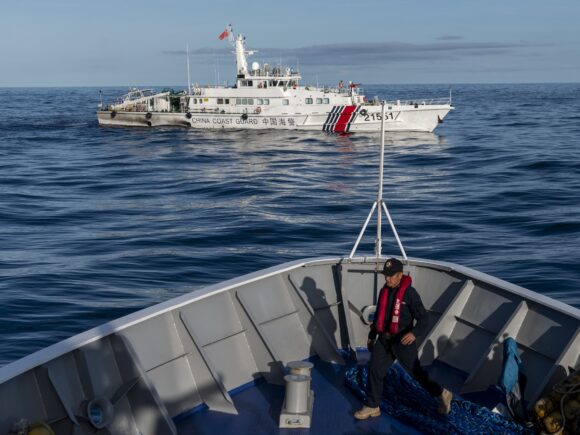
[385,271,403,288]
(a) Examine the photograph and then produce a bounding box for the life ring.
[361,305,376,325]
[110,110,116,118]
[185,112,192,119]
[360,109,368,116]
[255,107,262,114]
[241,113,248,120]
[145,112,152,119]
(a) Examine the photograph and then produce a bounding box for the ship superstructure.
[97,32,453,132]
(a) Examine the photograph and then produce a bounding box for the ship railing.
[249,70,301,78]
[385,97,452,106]
[363,97,451,106]
[185,107,257,115]
[317,86,363,95]
[108,104,151,112]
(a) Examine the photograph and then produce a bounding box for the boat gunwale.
[0,255,578,384]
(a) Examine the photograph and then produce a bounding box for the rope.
[550,373,580,433]
[345,364,533,435]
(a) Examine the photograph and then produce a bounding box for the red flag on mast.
[218,28,229,40]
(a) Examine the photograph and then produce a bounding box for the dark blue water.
[1,84,579,367]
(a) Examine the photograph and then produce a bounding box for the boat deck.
[1,257,576,434]
[175,353,420,435]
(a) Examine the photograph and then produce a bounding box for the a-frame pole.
[375,102,386,259]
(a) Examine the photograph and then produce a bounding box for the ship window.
[225,99,230,104]
[282,99,289,105]
[217,98,224,104]
[257,98,263,105]
[248,98,254,105]
[247,80,253,87]
[279,81,286,87]
[203,98,208,102]
[305,98,313,104]
[236,98,242,105]
[323,98,329,104]
[263,99,269,105]
[272,80,278,86]
[241,98,248,105]
[316,98,322,104]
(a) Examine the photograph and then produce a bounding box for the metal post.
[375,102,386,259]
[349,201,377,259]
[348,101,408,262]
[381,201,407,261]
[186,43,191,94]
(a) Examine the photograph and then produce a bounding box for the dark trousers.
[366,335,443,408]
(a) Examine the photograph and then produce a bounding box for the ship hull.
[97,104,452,133]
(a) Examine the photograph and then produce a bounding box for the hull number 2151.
[364,112,394,121]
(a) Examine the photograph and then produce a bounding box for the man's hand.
[400,332,416,346]
[367,338,375,352]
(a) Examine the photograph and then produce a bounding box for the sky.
[1,0,579,87]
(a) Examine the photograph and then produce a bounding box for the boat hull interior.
[0,256,578,434]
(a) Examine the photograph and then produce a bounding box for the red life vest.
[375,275,412,335]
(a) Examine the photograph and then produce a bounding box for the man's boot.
[354,405,381,420]
[438,389,453,415]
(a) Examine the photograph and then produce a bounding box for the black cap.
[383,258,403,276]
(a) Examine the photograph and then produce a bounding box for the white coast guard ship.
[97,30,453,133]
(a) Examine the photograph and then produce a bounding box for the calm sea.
[1,83,579,367]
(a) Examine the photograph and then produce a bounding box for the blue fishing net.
[345,364,533,434]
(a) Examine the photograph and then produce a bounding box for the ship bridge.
[234,34,301,89]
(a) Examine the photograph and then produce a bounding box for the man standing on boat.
[354,258,453,420]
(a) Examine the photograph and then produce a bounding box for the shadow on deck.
[175,354,419,435]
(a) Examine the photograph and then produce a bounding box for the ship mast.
[234,33,257,83]
[234,35,249,76]
[186,43,191,92]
